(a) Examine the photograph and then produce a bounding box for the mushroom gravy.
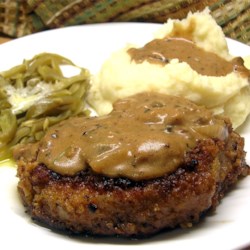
[15,92,229,180]
[128,38,249,77]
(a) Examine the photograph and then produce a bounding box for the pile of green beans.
[0,53,90,160]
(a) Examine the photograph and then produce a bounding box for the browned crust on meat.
[16,128,249,238]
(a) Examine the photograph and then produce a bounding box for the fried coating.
[16,126,249,237]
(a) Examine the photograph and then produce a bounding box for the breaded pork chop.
[15,92,249,237]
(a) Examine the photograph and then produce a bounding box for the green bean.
[13,127,31,143]
[0,52,90,161]
[1,64,26,79]
[0,99,11,109]
[0,109,17,143]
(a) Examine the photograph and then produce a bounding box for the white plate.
[0,23,250,250]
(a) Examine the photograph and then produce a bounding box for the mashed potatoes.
[245,55,250,69]
[88,8,250,129]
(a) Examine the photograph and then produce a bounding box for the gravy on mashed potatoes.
[88,8,250,129]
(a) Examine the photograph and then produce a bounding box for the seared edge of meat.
[16,128,249,237]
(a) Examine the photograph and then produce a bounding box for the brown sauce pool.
[16,92,229,181]
[128,38,249,77]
